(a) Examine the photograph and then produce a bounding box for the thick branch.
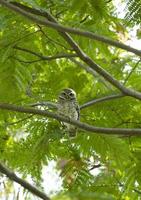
[0,102,141,135]
[1,1,141,101]
[4,1,141,57]
[29,101,57,108]
[70,58,112,90]
[0,162,50,200]
[14,46,77,60]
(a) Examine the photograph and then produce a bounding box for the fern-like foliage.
[0,0,141,199]
[125,0,141,24]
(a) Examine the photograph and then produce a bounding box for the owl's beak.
[66,94,70,99]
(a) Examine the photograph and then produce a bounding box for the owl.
[57,88,80,137]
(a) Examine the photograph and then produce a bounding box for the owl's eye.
[69,92,74,96]
[62,92,66,96]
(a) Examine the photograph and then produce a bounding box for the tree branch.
[15,47,111,89]
[0,102,141,135]
[14,46,77,60]
[27,93,125,110]
[29,101,57,108]
[123,59,141,85]
[4,1,141,57]
[1,1,141,101]
[70,58,112,90]
[13,57,43,64]
[15,45,110,90]
[80,93,125,109]
[0,162,50,200]
[134,188,141,195]
[3,29,40,49]
[5,115,33,126]
[37,25,70,50]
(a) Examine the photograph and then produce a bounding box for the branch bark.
[3,1,141,57]
[0,102,141,136]
[1,0,141,101]
[29,101,57,108]
[0,162,50,200]
[27,93,125,110]
[70,58,112,90]
[15,45,111,89]
[80,93,125,109]
[14,46,77,60]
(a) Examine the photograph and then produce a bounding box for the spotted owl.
[57,88,80,137]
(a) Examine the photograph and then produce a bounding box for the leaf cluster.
[0,0,141,199]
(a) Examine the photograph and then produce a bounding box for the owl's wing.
[76,104,80,120]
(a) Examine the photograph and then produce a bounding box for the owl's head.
[59,88,76,101]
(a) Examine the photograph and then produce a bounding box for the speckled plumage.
[57,88,79,137]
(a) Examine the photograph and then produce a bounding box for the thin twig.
[114,120,141,128]
[14,46,77,60]
[111,107,124,122]
[37,25,70,50]
[3,30,39,49]
[13,57,43,64]
[124,59,141,85]
[5,115,33,126]
[113,175,141,195]
[80,93,125,109]
[0,162,50,200]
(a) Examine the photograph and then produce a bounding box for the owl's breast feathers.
[57,100,79,137]
[58,100,79,120]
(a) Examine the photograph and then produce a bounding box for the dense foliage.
[0,0,141,199]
